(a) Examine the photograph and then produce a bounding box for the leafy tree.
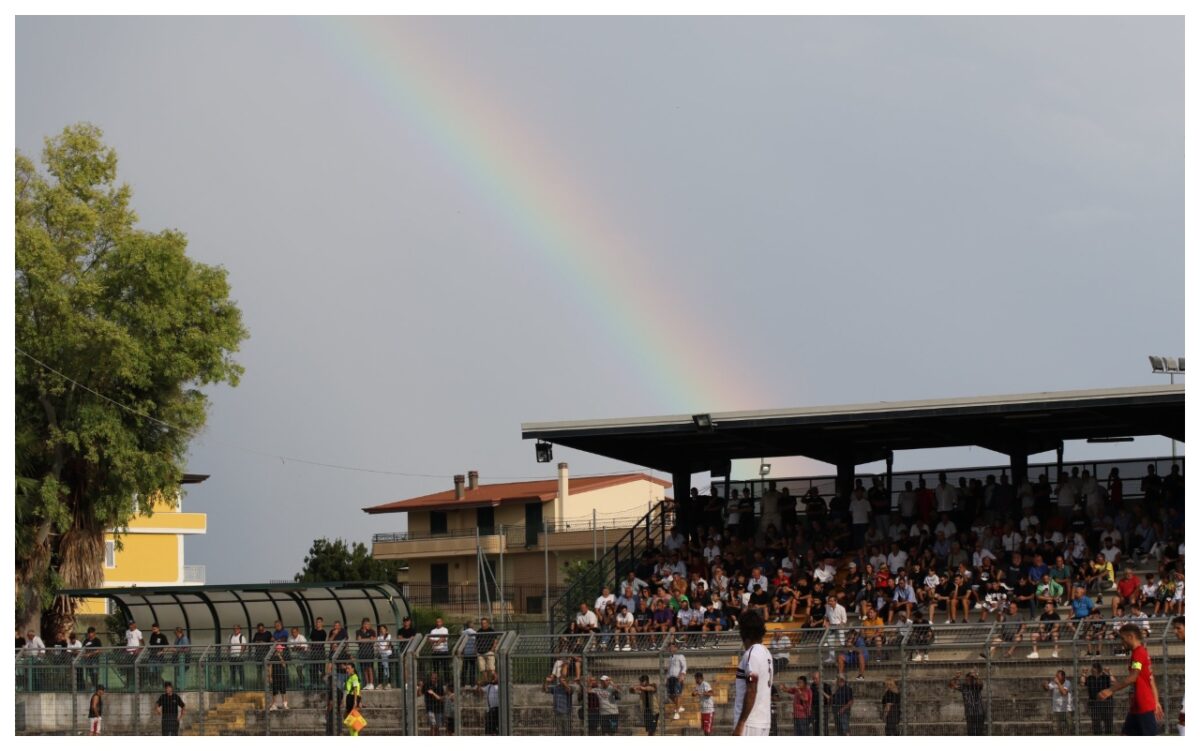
[294,538,406,583]
[15,124,248,633]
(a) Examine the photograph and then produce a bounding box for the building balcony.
[182,564,206,584]
[372,514,650,560]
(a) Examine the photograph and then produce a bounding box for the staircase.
[186,692,265,735]
[549,502,673,632]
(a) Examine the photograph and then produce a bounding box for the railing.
[547,501,673,632]
[373,513,660,545]
[400,583,569,614]
[183,565,206,584]
[16,621,1182,735]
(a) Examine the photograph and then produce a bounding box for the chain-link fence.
[14,619,1184,735]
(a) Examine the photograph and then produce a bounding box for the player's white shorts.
[741,725,770,736]
[89,717,102,734]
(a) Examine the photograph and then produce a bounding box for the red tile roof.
[362,473,670,514]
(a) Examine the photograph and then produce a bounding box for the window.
[476,507,495,535]
[104,541,116,569]
[430,511,448,536]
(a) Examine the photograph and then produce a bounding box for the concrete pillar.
[836,459,856,499]
[1055,443,1065,480]
[672,468,691,535]
[885,451,895,499]
[1010,451,1029,485]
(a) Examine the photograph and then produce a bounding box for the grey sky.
[16,16,1183,584]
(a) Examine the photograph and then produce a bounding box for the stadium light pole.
[1148,356,1184,459]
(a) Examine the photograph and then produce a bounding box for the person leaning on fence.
[948,670,986,736]
[309,617,328,687]
[830,675,854,736]
[155,681,186,736]
[423,671,447,735]
[1097,622,1164,736]
[429,617,451,684]
[630,674,658,736]
[88,684,105,735]
[356,618,377,690]
[470,670,500,735]
[1083,661,1115,735]
[1045,669,1074,735]
[592,674,622,735]
[82,627,102,690]
[251,623,273,687]
[461,620,478,687]
[544,660,574,735]
[374,625,392,689]
[268,640,290,711]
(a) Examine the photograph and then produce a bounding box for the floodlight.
[692,414,713,431]
[1165,357,1179,372]
[535,441,553,463]
[1149,356,1165,373]
[759,463,772,477]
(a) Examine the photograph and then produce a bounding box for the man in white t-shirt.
[694,672,716,735]
[887,544,909,573]
[429,618,450,653]
[594,587,616,614]
[732,610,773,736]
[575,604,598,632]
[825,594,848,662]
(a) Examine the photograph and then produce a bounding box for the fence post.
[452,634,463,738]
[1160,623,1172,734]
[198,645,208,737]
[263,647,272,736]
[984,621,997,737]
[133,646,145,736]
[70,649,79,736]
[899,625,910,736]
[1072,620,1082,736]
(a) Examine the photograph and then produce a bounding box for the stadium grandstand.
[15,386,1185,736]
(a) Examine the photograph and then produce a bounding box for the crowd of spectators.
[567,464,1186,674]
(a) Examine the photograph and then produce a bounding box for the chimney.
[557,462,569,522]
[467,470,479,490]
[453,474,466,500]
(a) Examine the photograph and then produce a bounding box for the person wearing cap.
[88,684,105,735]
[593,674,622,735]
[268,637,290,711]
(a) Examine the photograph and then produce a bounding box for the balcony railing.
[372,513,655,545]
[399,583,569,614]
[182,565,205,584]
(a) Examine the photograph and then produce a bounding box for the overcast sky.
[16,16,1183,584]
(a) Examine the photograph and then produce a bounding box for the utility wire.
[15,346,660,482]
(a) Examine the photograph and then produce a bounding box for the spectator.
[154,681,186,736]
[783,675,813,735]
[1045,669,1073,735]
[692,671,715,735]
[630,674,658,735]
[308,617,327,687]
[544,661,574,735]
[1083,661,1115,735]
[226,624,247,689]
[985,602,1027,659]
[88,684,105,735]
[355,618,376,690]
[1114,567,1142,616]
[881,678,901,736]
[1029,601,1063,659]
[575,603,598,633]
[81,627,102,691]
[429,617,450,683]
[594,586,616,614]
[476,617,498,679]
[268,641,289,711]
[949,670,987,736]
[424,671,447,736]
[251,623,273,686]
[171,627,190,689]
[831,675,854,736]
[666,640,687,719]
[375,625,392,690]
[837,629,869,681]
[460,620,477,688]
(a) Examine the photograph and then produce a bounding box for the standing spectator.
[375,625,392,690]
[122,621,142,689]
[474,670,500,735]
[268,641,290,711]
[544,661,574,735]
[732,609,773,737]
[251,623,273,688]
[475,617,498,679]
[812,671,833,736]
[783,675,813,735]
[881,678,901,736]
[172,627,190,689]
[949,670,987,736]
[693,672,715,735]
[226,624,247,689]
[87,684,105,735]
[155,681,186,736]
[308,617,328,688]
[630,674,658,735]
[424,671,447,735]
[594,675,622,735]
[81,627,102,691]
[429,617,450,684]
[461,620,478,688]
[831,675,854,735]
[1045,670,1074,735]
[1097,623,1164,736]
[666,640,687,719]
[64,631,82,690]
[355,618,376,690]
[1083,662,1114,735]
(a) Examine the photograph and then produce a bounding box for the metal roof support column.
[671,468,691,544]
[835,458,856,500]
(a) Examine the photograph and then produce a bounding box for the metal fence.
[14,619,1183,735]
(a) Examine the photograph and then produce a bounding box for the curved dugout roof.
[61,582,409,645]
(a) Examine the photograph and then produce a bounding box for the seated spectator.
[1113,567,1141,616]
[575,603,598,633]
[1028,601,1063,659]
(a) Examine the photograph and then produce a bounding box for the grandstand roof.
[521,385,1185,472]
[362,472,670,514]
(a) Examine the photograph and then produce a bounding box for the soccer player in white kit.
[733,609,773,736]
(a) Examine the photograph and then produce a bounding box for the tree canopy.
[294,538,406,583]
[15,123,248,632]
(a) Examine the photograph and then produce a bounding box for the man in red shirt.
[1114,568,1142,616]
[1099,623,1163,735]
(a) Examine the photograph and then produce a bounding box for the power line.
[15,346,658,482]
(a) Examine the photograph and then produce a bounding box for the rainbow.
[298,17,786,415]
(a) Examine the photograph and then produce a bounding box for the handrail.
[547,500,672,631]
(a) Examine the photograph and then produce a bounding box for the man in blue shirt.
[1027,554,1050,584]
[1071,586,1097,620]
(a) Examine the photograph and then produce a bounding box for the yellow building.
[76,474,210,615]
[366,464,670,614]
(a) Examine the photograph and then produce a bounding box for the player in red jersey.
[1098,623,1163,735]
